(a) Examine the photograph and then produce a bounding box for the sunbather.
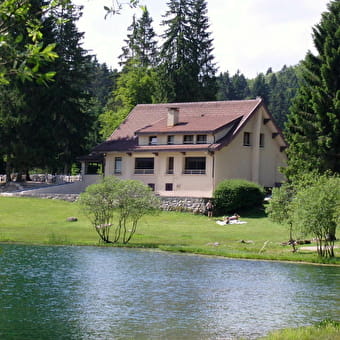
[223,213,240,224]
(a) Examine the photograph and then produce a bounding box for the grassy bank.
[0,196,339,264]
[259,319,339,340]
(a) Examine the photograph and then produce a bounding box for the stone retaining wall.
[1,192,79,202]
[1,191,210,213]
[160,196,209,214]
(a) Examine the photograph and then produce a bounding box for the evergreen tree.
[216,71,235,100]
[83,60,118,149]
[118,8,158,67]
[231,70,250,100]
[103,8,159,139]
[44,4,94,172]
[188,0,217,100]
[284,0,340,179]
[267,65,299,128]
[0,3,94,175]
[250,73,270,103]
[160,0,216,102]
[160,0,192,102]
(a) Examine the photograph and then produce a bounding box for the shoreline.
[1,241,339,267]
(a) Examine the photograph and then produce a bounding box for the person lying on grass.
[223,213,240,224]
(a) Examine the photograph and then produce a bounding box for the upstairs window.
[243,132,251,146]
[167,135,175,145]
[259,133,265,148]
[184,157,206,174]
[149,136,157,145]
[134,158,154,174]
[196,135,207,144]
[114,157,122,174]
[183,135,194,144]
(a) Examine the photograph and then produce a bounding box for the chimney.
[167,107,179,127]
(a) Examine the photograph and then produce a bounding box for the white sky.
[73,0,329,78]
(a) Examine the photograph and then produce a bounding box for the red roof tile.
[93,99,263,153]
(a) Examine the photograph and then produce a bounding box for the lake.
[0,244,339,339]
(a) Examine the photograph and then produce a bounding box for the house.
[83,98,287,198]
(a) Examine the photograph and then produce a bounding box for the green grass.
[259,319,340,340]
[0,196,339,265]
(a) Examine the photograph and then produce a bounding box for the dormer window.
[167,135,174,145]
[196,135,207,144]
[149,136,157,145]
[183,135,194,144]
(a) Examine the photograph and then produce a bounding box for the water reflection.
[0,244,339,339]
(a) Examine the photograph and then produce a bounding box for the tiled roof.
[136,114,241,134]
[93,99,263,153]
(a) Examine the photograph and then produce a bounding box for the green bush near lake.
[0,197,338,264]
[213,178,265,215]
[259,319,340,340]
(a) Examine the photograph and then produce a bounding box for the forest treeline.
[0,0,338,181]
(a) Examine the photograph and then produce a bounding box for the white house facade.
[84,98,287,198]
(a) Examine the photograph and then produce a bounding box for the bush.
[213,179,265,215]
[78,176,160,244]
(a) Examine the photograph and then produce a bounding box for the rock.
[66,217,78,222]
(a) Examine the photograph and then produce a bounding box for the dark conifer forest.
[0,0,338,180]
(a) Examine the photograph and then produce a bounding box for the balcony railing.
[183,169,206,175]
[134,169,154,174]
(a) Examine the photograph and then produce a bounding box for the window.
[184,157,206,174]
[167,157,174,174]
[134,158,154,174]
[259,133,265,148]
[167,135,174,145]
[149,136,157,145]
[243,132,251,146]
[114,157,122,174]
[165,183,173,191]
[183,135,194,144]
[148,183,155,191]
[196,135,207,144]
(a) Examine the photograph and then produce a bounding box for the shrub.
[213,179,265,215]
[78,176,160,244]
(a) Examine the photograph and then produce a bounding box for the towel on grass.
[216,220,247,226]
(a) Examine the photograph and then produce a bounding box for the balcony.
[134,169,154,175]
[183,169,206,175]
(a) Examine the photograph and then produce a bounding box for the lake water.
[0,244,339,339]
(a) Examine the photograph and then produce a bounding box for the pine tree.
[188,0,217,100]
[159,0,216,102]
[284,0,340,179]
[118,8,158,67]
[2,3,94,174]
[231,70,250,100]
[45,4,94,172]
[216,71,235,100]
[160,0,192,102]
[250,73,270,103]
[267,65,299,129]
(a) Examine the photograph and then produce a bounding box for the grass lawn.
[259,319,339,340]
[0,196,339,265]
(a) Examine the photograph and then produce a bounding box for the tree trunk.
[25,169,31,181]
[5,159,12,183]
[16,172,23,182]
